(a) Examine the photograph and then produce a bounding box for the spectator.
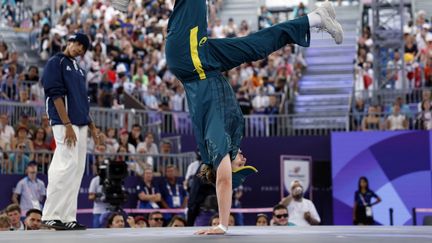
[133,216,148,228]
[416,100,432,130]
[11,125,34,159]
[237,91,252,115]
[137,167,161,209]
[252,87,270,114]
[106,212,125,228]
[88,173,110,228]
[9,143,31,174]
[271,204,295,226]
[128,124,143,149]
[6,204,24,230]
[279,180,320,226]
[0,113,15,150]
[160,165,187,210]
[148,211,164,227]
[105,128,119,153]
[118,129,136,154]
[32,128,50,150]
[6,51,25,74]
[225,18,238,38]
[256,213,269,226]
[361,106,382,131]
[209,214,235,227]
[386,104,408,130]
[210,214,220,227]
[168,215,187,227]
[12,162,46,214]
[386,49,402,89]
[418,89,431,112]
[1,71,18,100]
[19,66,40,85]
[293,2,308,19]
[24,209,42,230]
[353,176,382,225]
[137,132,159,155]
[0,214,11,231]
[258,5,274,30]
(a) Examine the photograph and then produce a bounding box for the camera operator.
[279,180,320,226]
[88,166,110,228]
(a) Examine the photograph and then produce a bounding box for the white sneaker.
[111,0,130,12]
[314,1,344,44]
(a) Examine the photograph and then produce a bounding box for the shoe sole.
[41,223,68,231]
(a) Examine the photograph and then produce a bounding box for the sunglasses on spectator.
[151,218,163,221]
[274,214,288,219]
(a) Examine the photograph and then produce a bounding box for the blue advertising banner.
[332,131,432,226]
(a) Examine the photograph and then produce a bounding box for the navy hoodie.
[42,53,90,126]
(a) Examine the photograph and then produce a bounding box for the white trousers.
[42,125,88,222]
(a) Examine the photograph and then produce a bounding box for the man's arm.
[279,195,293,207]
[12,193,19,204]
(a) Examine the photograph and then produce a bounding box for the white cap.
[422,23,430,30]
[289,180,303,193]
[96,33,103,39]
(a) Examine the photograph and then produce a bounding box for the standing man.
[12,162,46,216]
[41,33,99,230]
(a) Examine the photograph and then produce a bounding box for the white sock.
[307,12,322,28]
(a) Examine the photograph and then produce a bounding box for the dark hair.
[132,124,141,129]
[25,209,42,217]
[148,211,163,220]
[197,164,216,185]
[422,100,431,111]
[256,213,269,224]
[358,176,370,191]
[167,215,186,227]
[272,204,288,215]
[5,204,21,214]
[33,127,46,141]
[209,213,219,226]
[106,212,123,228]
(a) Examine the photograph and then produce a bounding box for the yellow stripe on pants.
[190,26,206,80]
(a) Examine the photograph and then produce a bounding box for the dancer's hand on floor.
[195,227,226,235]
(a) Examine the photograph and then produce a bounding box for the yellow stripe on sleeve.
[190,26,206,80]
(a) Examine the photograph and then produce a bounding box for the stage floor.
[1,226,431,243]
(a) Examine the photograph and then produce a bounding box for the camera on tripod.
[98,159,129,207]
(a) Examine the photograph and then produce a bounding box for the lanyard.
[359,192,368,206]
[166,183,179,197]
[144,185,155,195]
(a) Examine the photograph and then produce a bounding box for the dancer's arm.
[196,155,232,235]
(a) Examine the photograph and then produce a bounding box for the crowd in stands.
[0,160,321,229]
[0,0,307,117]
[352,9,432,131]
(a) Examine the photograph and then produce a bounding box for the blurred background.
[0,0,431,230]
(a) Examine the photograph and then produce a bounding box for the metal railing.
[0,101,354,137]
[354,88,426,105]
[0,150,196,176]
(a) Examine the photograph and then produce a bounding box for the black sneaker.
[64,221,86,230]
[42,220,68,230]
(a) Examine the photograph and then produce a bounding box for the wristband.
[216,224,228,233]
[64,122,72,126]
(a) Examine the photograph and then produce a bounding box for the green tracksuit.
[166,0,311,168]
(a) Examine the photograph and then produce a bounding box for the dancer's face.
[231,151,247,171]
